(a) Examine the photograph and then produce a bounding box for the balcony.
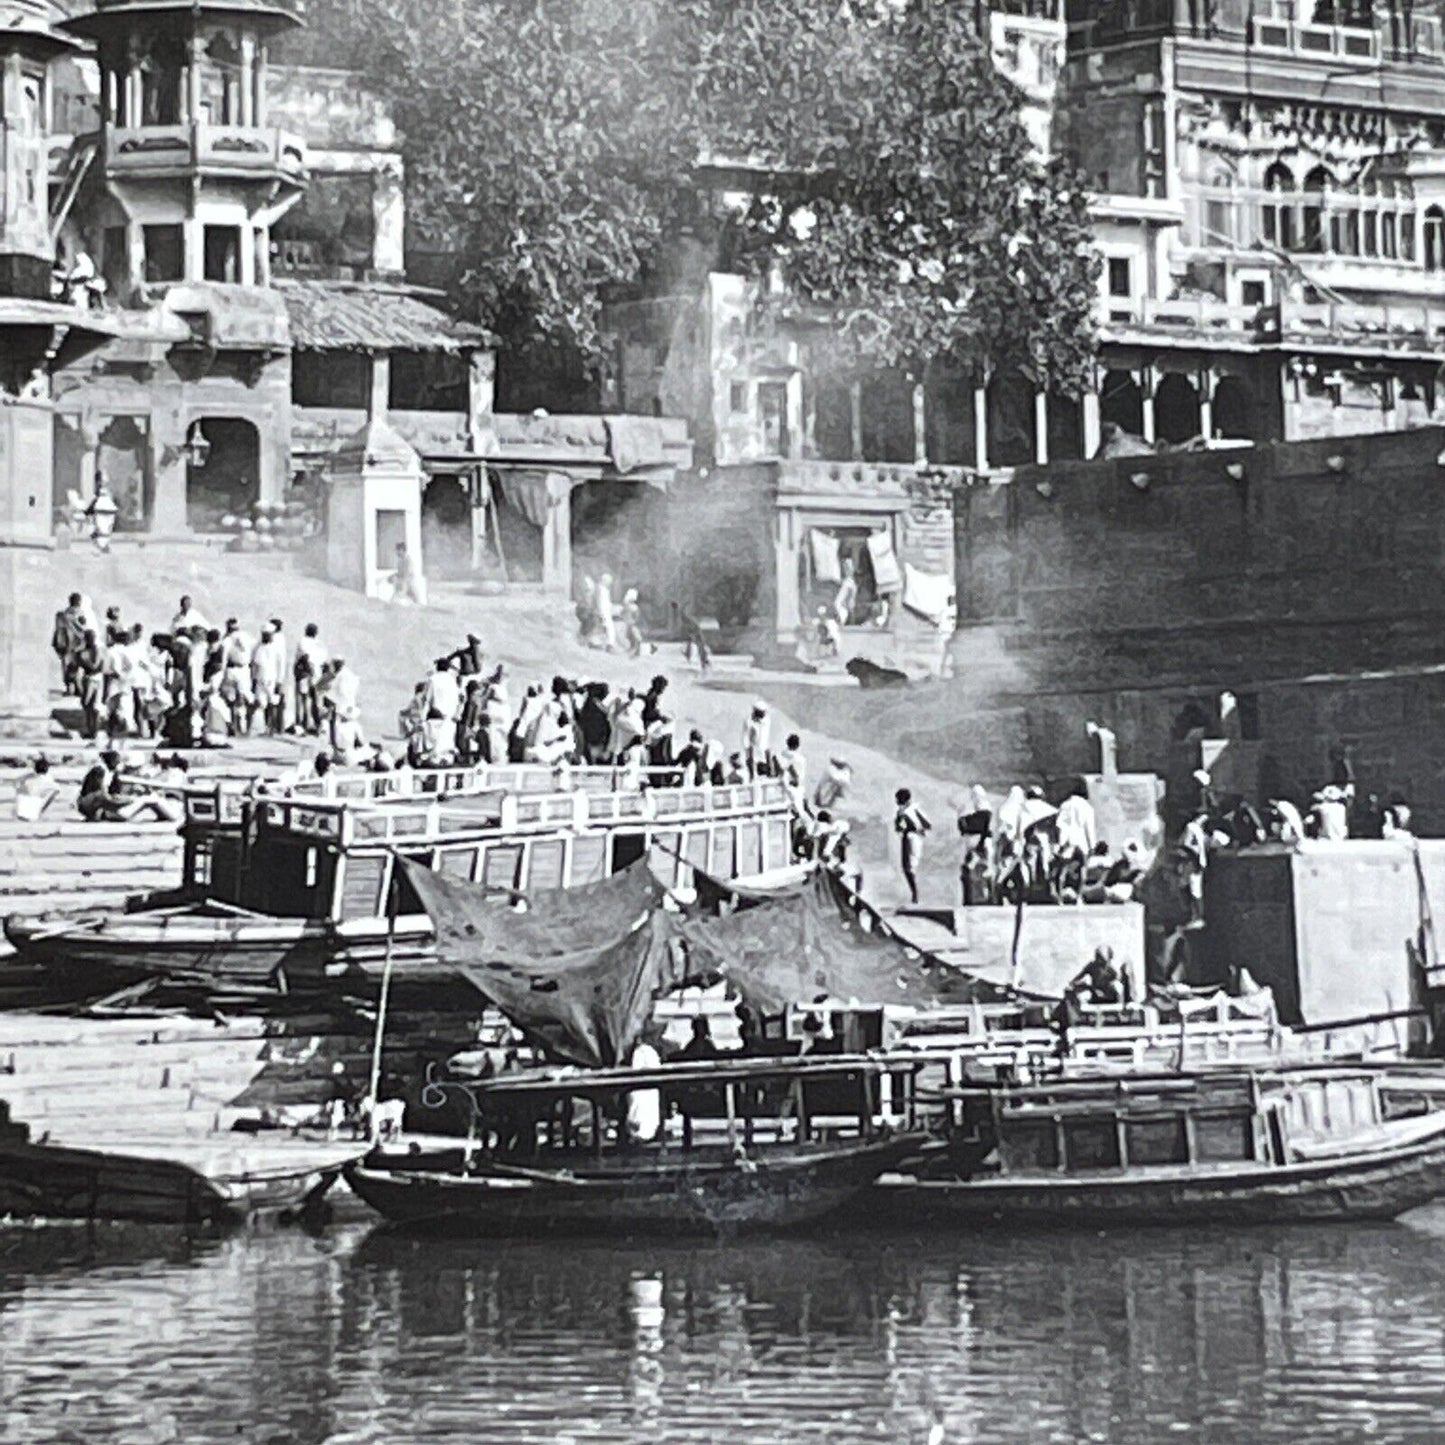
[0,128,48,251]
[1101,294,1445,357]
[103,123,305,179]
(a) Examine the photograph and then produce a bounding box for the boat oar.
[365,850,401,1145]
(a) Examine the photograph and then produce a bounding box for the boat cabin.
[953,1067,1397,1178]
[180,773,796,924]
[461,1055,924,1162]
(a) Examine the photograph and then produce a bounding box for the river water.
[4,1209,1445,1445]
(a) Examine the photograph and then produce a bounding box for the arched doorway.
[1155,373,1202,444]
[1100,369,1144,439]
[97,415,151,531]
[1212,376,1254,441]
[187,417,260,531]
[421,473,475,580]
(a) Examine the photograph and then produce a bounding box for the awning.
[401,858,678,1067]
[679,869,1003,1013]
[278,280,494,353]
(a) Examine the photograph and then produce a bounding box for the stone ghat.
[0,1009,475,1151]
[0,819,185,924]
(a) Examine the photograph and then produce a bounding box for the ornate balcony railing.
[104,123,305,177]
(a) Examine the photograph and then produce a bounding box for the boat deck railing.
[244,777,791,846]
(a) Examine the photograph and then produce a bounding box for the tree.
[693,0,1100,398]
[305,0,1098,401]
[304,0,705,402]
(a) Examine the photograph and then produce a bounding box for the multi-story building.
[0,0,136,710]
[1065,0,1445,447]
[10,0,689,605]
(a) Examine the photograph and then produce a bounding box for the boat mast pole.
[366,849,401,1142]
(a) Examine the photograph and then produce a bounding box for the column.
[1034,390,1049,465]
[1140,366,1156,444]
[253,44,266,127]
[239,36,256,126]
[972,382,989,471]
[1198,367,1215,441]
[848,380,863,460]
[187,31,203,126]
[183,216,204,282]
[367,352,390,420]
[1082,389,1102,459]
[773,506,801,642]
[912,380,927,466]
[541,474,572,596]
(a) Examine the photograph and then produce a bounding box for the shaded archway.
[187,417,259,530]
[1212,376,1255,441]
[420,473,475,580]
[986,371,1036,468]
[1100,369,1144,439]
[1046,392,1083,461]
[1263,162,1296,251]
[98,415,151,532]
[1155,373,1202,444]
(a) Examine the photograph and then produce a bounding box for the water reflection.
[2,1212,1445,1442]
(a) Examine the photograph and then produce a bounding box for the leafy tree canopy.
[306,0,1098,397]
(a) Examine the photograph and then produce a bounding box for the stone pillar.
[774,505,801,641]
[1140,366,1156,444]
[186,30,203,126]
[468,349,496,434]
[1198,367,1215,441]
[239,36,255,126]
[541,472,572,596]
[254,43,267,126]
[1034,390,1049,465]
[0,400,58,714]
[848,380,863,460]
[912,380,928,466]
[152,407,189,533]
[183,216,204,283]
[368,352,390,419]
[1082,390,1102,458]
[973,383,989,470]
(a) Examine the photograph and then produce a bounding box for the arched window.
[1263,162,1296,251]
[1204,162,1236,246]
[1302,166,1331,253]
[1361,173,1380,257]
[1425,206,1445,271]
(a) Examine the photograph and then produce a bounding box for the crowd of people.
[889,780,1149,909]
[50,592,363,756]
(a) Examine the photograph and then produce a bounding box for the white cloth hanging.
[809,529,842,584]
[866,530,902,593]
[901,563,953,624]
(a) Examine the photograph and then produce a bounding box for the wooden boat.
[346,1055,928,1235]
[4,772,800,999]
[0,1133,357,1226]
[876,1065,1445,1226]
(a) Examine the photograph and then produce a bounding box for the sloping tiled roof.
[277,280,495,353]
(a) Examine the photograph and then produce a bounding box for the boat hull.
[0,1139,347,1226]
[347,1135,924,1236]
[875,1122,1445,1227]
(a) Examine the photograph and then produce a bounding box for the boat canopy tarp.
[679,869,1005,1013]
[693,863,811,915]
[401,859,677,1068]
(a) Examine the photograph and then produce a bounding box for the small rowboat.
[346,1055,928,1235]
[0,1134,360,1226]
[875,1064,1445,1227]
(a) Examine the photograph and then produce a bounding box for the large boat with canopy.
[3,767,802,1001]
[347,1055,930,1235]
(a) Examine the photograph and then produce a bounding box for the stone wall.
[948,424,1445,826]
